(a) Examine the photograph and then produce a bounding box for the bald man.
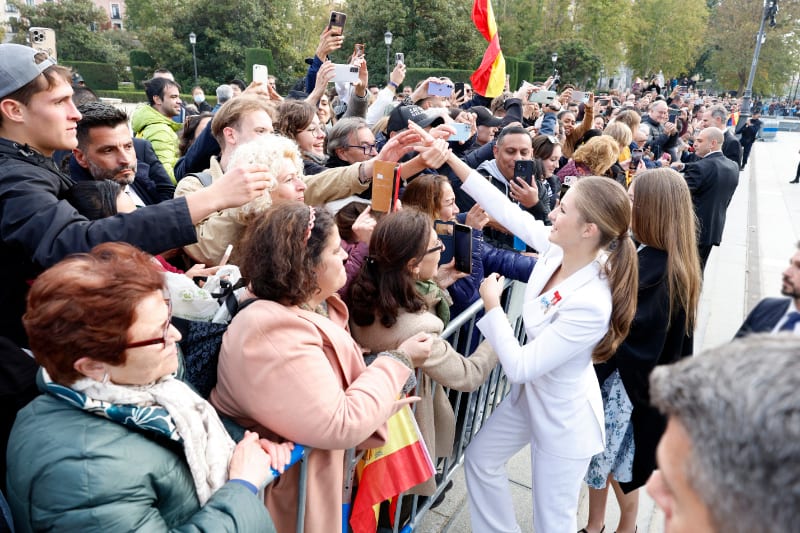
[673,127,740,270]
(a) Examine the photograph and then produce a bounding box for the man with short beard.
[70,102,175,206]
[735,242,800,337]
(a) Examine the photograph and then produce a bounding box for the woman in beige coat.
[348,208,498,495]
[210,204,432,533]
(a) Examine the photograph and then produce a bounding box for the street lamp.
[739,0,779,125]
[598,66,605,91]
[189,32,198,86]
[384,31,393,82]
[551,52,558,77]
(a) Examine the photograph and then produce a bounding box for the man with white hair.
[639,100,679,159]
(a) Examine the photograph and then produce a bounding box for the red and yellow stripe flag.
[349,404,435,533]
[470,0,506,98]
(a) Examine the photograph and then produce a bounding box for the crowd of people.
[0,17,798,533]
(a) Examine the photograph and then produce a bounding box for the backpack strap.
[187,170,214,187]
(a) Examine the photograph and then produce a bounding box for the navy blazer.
[683,151,740,246]
[68,138,175,205]
[735,297,793,338]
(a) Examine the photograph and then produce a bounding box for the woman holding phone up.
[417,121,638,533]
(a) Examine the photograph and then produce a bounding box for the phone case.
[371,161,400,213]
[453,223,473,274]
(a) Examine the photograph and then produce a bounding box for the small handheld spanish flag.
[470,0,506,98]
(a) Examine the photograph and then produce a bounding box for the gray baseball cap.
[0,43,58,99]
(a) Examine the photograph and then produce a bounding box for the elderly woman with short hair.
[6,242,291,532]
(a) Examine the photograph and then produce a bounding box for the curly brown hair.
[239,203,334,305]
[23,242,164,385]
[348,209,431,328]
[275,100,316,141]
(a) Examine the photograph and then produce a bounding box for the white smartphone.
[252,64,268,84]
[332,63,359,83]
[29,27,57,61]
[449,122,471,142]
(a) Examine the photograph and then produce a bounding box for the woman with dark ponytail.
[434,126,638,533]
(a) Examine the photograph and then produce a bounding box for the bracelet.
[357,163,370,185]
[387,81,398,89]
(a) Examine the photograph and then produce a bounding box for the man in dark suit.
[736,243,800,337]
[673,127,740,270]
[702,104,742,167]
[70,102,175,206]
[737,110,762,170]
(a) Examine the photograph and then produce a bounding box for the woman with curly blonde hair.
[557,135,620,181]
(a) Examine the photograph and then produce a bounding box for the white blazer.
[462,171,608,459]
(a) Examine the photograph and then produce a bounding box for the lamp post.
[189,32,198,86]
[384,31,393,82]
[551,52,558,77]
[739,0,779,125]
[598,66,605,91]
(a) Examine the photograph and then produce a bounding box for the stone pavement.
[417,131,800,532]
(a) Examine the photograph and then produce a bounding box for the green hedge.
[129,50,156,89]
[63,61,118,91]
[245,48,275,84]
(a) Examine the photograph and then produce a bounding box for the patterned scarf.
[42,369,235,505]
[415,279,452,326]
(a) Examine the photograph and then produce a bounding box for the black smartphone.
[434,220,455,265]
[631,148,644,168]
[514,160,534,186]
[453,223,473,274]
[668,109,679,124]
[454,82,465,98]
[327,11,347,35]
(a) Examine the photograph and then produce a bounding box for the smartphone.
[454,82,465,98]
[668,110,679,124]
[428,81,452,97]
[598,98,611,106]
[29,27,57,61]
[395,52,404,66]
[449,122,471,142]
[354,43,365,58]
[453,223,473,274]
[434,220,455,265]
[371,161,400,213]
[327,11,347,35]
[630,148,644,168]
[529,90,557,104]
[514,160,534,186]
[252,64,268,84]
[332,63,359,83]
[570,90,587,103]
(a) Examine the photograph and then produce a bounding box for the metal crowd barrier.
[280,280,528,533]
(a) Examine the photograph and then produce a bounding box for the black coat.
[595,246,690,492]
[722,129,742,167]
[683,151,740,246]
[734,297,792,338]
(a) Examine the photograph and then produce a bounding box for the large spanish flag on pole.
[470,0,506,98]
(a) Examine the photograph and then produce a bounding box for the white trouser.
[465,396,591,533]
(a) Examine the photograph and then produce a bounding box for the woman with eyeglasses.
[211,203,432,532]
[348,208,498,496]
[6,242,293,532]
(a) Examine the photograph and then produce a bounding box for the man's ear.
[72,146,89,169]
[0,98,25,124]
[222,126,237,149]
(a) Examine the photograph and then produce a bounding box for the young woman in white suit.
[441,140,639,533]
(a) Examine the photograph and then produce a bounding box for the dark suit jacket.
[734,297,793,338]
[683,151,740,246]
[722,129,742,167]
[595,246,690,491]
[68,138,175,205]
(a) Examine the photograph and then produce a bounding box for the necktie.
[779,311,800,332]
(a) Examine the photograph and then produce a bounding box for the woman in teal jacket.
[5,242,292,532]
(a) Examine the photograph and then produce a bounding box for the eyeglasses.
[425,239,445,255]
[304,124,326,135]
[125,298,173,350]
[346,143,378,155]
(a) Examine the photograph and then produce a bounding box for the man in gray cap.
[0,43,273,347]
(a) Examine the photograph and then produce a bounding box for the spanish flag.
[349,405,435,533]
[470,0,506,98]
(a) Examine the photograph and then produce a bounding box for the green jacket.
[132,104,181,183]
[5,393,275,532]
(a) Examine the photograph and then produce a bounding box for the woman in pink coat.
[211,203,432,533]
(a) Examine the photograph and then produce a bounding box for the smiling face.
[74,123,137,185]
[547,187,589,249]
[296,114,326,157]
[107,291,181,385]
[271,157,306,204]
[412,228,442,281]
[2,75,82,156]
[541,143,562,177]
[494,132,533,182]
[438,182,457,221]
[339,126,377,164]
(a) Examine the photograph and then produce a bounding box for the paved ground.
[417,132,800,532]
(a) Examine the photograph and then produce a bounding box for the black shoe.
[791,179,799,184]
